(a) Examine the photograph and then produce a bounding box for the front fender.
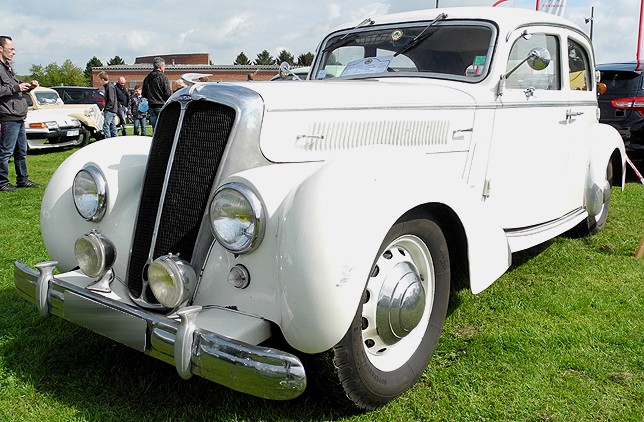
[41,137,151,273]
[271,148,510,353]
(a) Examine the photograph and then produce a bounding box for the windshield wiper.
[323,18,374,53]
[393,13,447,57]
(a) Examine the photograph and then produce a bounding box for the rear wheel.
[576,160,613,236]
[314,216,450,410]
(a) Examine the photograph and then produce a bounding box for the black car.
[53,86,105,110]
[597,61,644,160]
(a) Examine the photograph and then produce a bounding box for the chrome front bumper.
[14,260,306,400]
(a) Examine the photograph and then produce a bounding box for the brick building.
[92,53,282,90]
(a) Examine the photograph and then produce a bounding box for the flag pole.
[638,0,644,65]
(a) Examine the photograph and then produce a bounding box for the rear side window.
[599,71,644,92]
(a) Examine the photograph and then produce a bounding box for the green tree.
[60,59,87,86]
[28,60,86,87]
[234,52,251,65]
[107,55,126,65]
[254,50,274,65]
[84,56,103,83]
[276,50,295,66]
[297,52,314,66]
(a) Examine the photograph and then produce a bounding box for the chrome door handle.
[566,110,584,119]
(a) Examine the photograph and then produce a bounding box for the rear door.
[485,29,577,229]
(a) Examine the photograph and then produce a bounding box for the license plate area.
[66,129,80,137]
[64,291,147,352]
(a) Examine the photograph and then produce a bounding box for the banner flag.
[536,0,567,16]
[638,0,644,66]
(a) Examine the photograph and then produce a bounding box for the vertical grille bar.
[127,100,236,297]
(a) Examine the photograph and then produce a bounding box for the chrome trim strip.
[14,260,307,401]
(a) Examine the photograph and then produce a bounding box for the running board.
[505,208,587,253]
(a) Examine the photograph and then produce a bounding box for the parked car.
[596,61,644,160]
[24,87,104,149]
[52,86,105,110]
[15,7,625,411]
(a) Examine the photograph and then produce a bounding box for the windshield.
[314,20,495,81]
[35,91,63,105]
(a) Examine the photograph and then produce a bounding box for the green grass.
[0,146,643,421]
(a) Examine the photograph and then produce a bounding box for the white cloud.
[4,0,642,75]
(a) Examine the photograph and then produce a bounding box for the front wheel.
[314,216,451,410]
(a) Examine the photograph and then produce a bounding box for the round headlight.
[209,183,265,253]
[148,255,196,308]
[73,165,107,221]
[74,231,116,278]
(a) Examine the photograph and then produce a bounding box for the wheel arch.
[401,203,469,292]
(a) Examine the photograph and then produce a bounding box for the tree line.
[19,49,314,87]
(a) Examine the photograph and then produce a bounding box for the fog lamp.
[148,254,196,308]
[74,230,116,278]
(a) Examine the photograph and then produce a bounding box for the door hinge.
[483,179,492,198]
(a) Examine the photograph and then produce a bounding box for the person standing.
[99,71,118,138]
[129,85,148,136]
[0,35,40,192]
[115,76,130,136]
[142,57,171,132]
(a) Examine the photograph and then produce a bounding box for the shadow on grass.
[0,287,357,421]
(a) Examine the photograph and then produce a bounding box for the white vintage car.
[25,87,104,149]
[14,7,625,411]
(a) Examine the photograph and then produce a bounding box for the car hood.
[244,79,477,163]
[25,109,81,127]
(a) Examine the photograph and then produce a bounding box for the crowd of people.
[98,56,172,139]
[0,33,174,193]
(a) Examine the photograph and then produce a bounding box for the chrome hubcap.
[376,261,426,345]
[362,234,434,371]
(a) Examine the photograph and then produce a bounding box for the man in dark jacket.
[142,57,171,132]
[99,71,118,138]
[0,35,40,192]
[115,76,130,136]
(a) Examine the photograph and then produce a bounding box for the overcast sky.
[1,0,640,76]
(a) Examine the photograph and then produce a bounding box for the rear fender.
[586,123,626,190]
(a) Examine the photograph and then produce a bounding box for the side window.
[568,39,591,91]
[506,33,560,90]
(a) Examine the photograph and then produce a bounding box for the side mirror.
[498,47,552,96]
[278,62,301,81]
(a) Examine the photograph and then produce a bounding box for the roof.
[330,6,581,35]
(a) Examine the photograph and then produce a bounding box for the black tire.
[313,216,451,410]
[78,126,90,147]
[574,160,613,236]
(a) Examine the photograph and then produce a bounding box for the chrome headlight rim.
[72,164,108,222]
[209,182,265,254]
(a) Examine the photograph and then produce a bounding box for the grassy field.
[0,144,643,421]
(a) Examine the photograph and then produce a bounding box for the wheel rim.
[362,234,435,372]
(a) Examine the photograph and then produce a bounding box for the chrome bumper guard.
[14,260,306,400]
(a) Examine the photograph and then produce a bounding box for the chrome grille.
[127,100,236,297]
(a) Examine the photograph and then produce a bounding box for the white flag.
[537,0,566,16]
